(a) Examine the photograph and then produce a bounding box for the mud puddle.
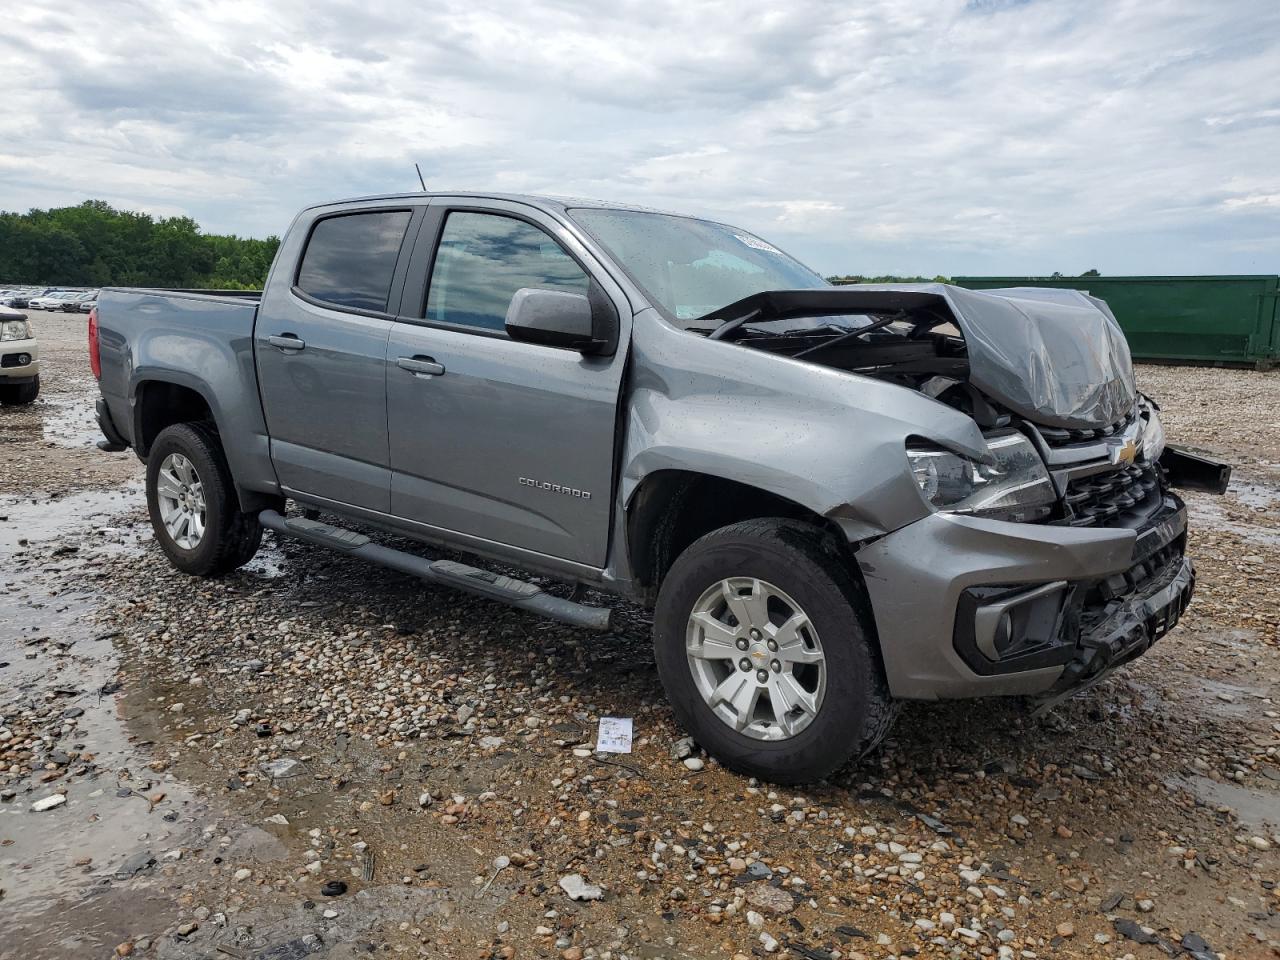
[0,487,220,958]
[39,391,102,448]
[0,484,144,551]
[1175,775,1280,834]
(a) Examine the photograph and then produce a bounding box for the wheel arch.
[132,376,283,514]
[624,469,853,595]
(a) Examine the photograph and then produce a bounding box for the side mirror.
[505,287,617,355]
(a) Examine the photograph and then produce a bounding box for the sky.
[3,0,1279,277]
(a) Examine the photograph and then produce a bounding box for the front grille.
[1038,411,1136,448]
[1057,461,1163,528]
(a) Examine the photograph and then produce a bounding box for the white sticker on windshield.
[733,233,782,255]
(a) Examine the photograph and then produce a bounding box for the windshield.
[569,208,828,322]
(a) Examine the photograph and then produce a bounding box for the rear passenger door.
[385,201,630,569]
[255,206,421,513]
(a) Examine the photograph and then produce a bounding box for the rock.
[558,873,603,901]
[744,861,773,881]
[456,704,474,724]
[1181,932,1217,960]
[30,794,66,812]
[1249,836,1272,850]
[168,702,185,713]
[562,949,583,960]
[747,884,794,915]
[746,910,765,928]
[259,758,303,779]
[114,851,156,879]
[759,932,779,953]
[670,737,696,760]
[683,757,704,771]
[1056,922,1075,938]
[265,813,289,825]
[1136,898,1155,912]
[233,868,252,881]
[115,943,134,957]
[1113,919,1159,945]
[176,922,198,936]
[418,792,433,808]
[321,880,348,897]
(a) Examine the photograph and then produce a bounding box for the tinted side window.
[296,210,412,312]
[426,212,588,331]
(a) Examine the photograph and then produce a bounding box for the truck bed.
[94,287,273,498]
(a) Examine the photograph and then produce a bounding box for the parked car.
[91,192,1228,783]
[63,291,98,312]
[78,291,98,313]
[28,291,75,310]
[0,304,40,404]
[1,289,39,308]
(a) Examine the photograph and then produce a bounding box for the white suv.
[0,306,40,404]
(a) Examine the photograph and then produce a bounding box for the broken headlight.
[1139,401,1166,463]
[1,319,32,341]
[907,432,1055,522]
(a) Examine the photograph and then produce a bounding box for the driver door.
[386,202,629,568]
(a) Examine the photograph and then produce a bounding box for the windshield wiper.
[790,312,902,359]
[707,308,762,341]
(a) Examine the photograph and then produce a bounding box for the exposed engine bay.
[687,285,1138,432]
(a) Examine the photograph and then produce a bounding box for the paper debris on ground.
[596,717,633,754]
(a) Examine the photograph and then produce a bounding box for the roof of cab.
[303,192,682,218]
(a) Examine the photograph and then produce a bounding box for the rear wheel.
[653,519,895,784]
[0,375,39,405]
[146,422,262,576]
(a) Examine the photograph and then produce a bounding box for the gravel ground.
[1,316,1277,960]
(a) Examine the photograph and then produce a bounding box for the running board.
[258,510,612,631]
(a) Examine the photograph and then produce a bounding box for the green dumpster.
[952,275,1280,369]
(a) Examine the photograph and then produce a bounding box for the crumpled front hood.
[855,282,1138,429]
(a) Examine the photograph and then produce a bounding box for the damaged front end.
[694,284,1228,705]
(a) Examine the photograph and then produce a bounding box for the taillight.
[88,306,101,380]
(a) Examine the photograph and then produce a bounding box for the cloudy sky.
[4,0,1279,276]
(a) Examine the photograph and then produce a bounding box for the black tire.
[1,375,39,405]
[146,421,262,577]
[653,518,896,784]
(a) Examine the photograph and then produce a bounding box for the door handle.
[397,356,445,377]
[268,334,305,351]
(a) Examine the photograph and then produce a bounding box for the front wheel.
[0,375,39,405]
[653,519,896,784]
[146,422,262,577]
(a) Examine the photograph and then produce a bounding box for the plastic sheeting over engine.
[701,284,1138,430]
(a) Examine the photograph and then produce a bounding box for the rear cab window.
[296,210,412,312]
[425,212,588,332]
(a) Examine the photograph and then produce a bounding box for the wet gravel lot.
[1,313,1278,960]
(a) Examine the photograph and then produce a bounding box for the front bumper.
[0,339,40,379]
[857,493,1190,700]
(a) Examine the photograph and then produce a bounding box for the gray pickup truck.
[92,192,1228,782]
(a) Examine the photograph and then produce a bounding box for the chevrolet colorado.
[91,193,1227,782]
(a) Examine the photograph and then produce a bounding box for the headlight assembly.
[1140,401,1166,463]
[907,432,1056,522]
[1,319,32,342]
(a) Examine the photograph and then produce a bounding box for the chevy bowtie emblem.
[1108,438,1137,465]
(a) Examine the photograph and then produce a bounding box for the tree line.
[0,200,280,290]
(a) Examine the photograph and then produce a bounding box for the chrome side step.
[258,510,612,631]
